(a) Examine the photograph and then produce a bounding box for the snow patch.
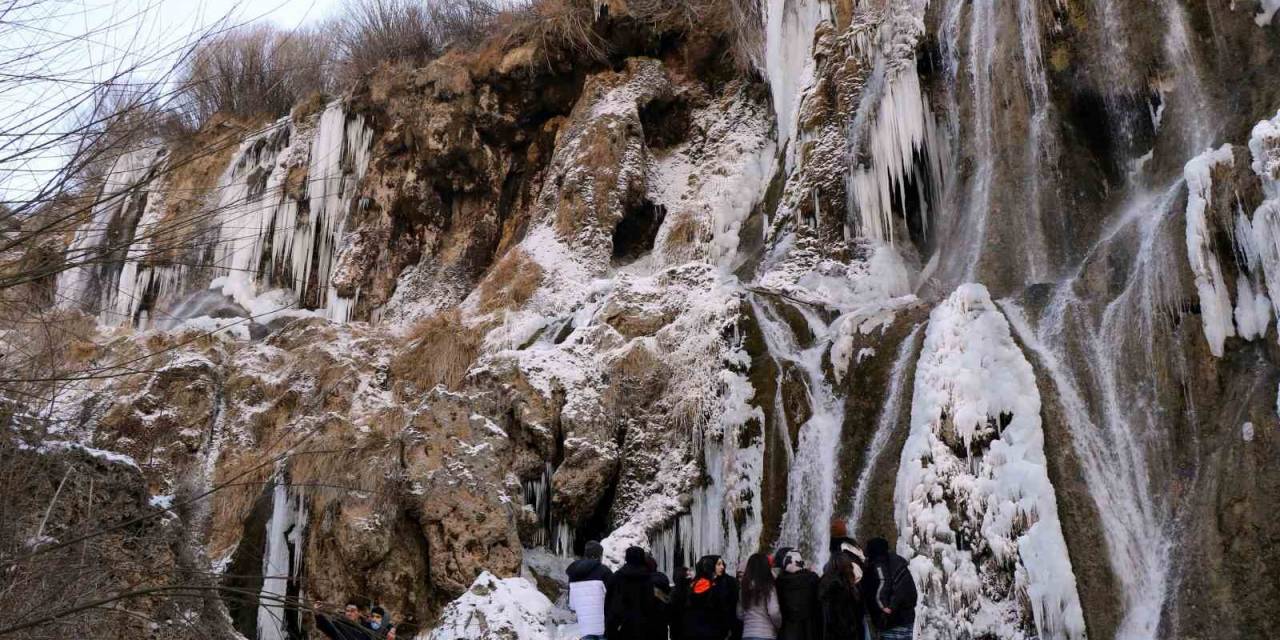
[425,572,560,640]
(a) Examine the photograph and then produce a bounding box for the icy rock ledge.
[425,571,571,640]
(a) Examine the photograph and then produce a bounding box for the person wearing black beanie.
[606,546,668,640]
[860,538,917,639]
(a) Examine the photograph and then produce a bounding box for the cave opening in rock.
[572,476,618,556]
[887,145,938,258]
[611,198,667,265]
[639,95,693,150]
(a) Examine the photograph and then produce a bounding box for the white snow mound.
[425,572,561,640]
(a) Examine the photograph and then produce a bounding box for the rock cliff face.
[9,1,1280,639]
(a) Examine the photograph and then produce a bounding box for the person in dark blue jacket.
[861,538,917,640]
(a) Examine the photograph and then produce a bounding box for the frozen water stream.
[749,293,843,567]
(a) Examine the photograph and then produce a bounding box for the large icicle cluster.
[59,101,373,330]
[895,284,1086,640]
[212,102,373,323]
[56,147,166,315]
[846,3,946,247]
[1183,110,1280,357]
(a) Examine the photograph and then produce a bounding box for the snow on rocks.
[756,236,913,312]
[895,283,1086,640]
[1183,144,1237,357]
[425,572,561,640]
[645,83,776,271]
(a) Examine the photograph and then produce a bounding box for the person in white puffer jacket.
[567,540,613,640]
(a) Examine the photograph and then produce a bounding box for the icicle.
[207,102,373,323]
[522,463,554,549]
[57,147,165,312]
[258,471,305,640]
[1183,145,1237,357]
[764,0,830,169]
[847,68,942,245]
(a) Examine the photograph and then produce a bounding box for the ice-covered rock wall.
[28,1,1280,639]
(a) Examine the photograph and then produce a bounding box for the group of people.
[315,602,400,640]
[567,523,917,640]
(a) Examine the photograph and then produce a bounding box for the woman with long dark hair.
[818,551,866,640]
[737,553,782,640]
[671,555,737,639]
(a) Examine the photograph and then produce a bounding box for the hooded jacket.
[606,547,669,640]
[862,541,917,631]
[773,549,821,640]
[672,555,737,640]
[568,541,613,636]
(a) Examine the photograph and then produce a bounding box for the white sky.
[0,0,343,203]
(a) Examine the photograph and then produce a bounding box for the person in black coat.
[773,547,821,640]
[862,538,917,637]
[646,552,674,637]
[671,555,738,640]
[818,551,866,640]
[316,602,376,640]
[606,546,669,640]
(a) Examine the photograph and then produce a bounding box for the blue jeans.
[580,636,605,640]
[880,628,913,640]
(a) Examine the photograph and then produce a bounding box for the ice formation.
[257,473,306,640]
[844,5,947,247]
[764,0,830,168]
[1257,0,1280,26]
[212,102,373,323]
[99,175,186,327]
[896,284,1086,640]
[56,147,166,313]
[58,101,374,331]
[1183,144,1237,357]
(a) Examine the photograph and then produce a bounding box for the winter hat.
[866,537,891,560]
[584,540,604,560]
[830,520,849,539]
[625,546,647,566]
